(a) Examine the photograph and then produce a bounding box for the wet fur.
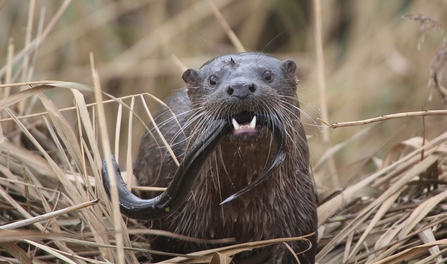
[134,53,317,263]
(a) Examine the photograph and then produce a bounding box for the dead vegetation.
[1,0,447,263]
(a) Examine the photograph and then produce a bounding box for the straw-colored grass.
[1,1,447,263]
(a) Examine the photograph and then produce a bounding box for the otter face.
[183,52,300,141]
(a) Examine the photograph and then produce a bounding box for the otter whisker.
[104,53,317,263]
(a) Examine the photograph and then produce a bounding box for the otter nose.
[226,83,256,99]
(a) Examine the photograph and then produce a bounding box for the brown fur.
[134,52,317,263]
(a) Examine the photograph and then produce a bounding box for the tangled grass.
[1,1,447,263]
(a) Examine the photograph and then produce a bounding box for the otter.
[102,52,317,263]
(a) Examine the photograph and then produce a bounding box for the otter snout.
[226,82,257,100]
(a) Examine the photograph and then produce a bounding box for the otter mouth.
[230,111,266,136]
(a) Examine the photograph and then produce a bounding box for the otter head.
[182,52,303,203]
[183,53,299,139]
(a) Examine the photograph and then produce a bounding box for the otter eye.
[262,70,272,81]
[209,75,218,85]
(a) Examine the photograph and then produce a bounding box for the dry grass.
[1,1,447,263]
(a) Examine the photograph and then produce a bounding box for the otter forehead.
[200,52,283,72]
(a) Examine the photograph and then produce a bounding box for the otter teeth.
[232,118,240,131]
[231,116,258,135]
[250,115,256,129]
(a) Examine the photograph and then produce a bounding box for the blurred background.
[1,0,446,191]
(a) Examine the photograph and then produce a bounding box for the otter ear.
[182,69,200,85]
[282,59,297,77]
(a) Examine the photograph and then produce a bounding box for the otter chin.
[102,52,318,263]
